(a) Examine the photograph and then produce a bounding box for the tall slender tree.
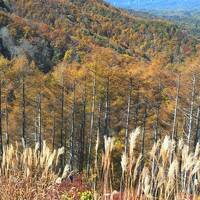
[125,78,132,154]
[0,80,3,156]
[188,75,196,149]
[37,93,42,152]
[94,99,102,190]
[52,110,56,150]
[194,95,200,151]
[60,75,65,148]
[172,75,180,141]
[21,75,26,148]
[141,102,147,169]
[104,77,110,138]
[69,82,76,173]
[5,101,9,145]
[134,87,140,129]
[97,100,102,153]
[154,81,162,143]
[87,73,96,176]
[78,77,87,173]
[59,73,65,170]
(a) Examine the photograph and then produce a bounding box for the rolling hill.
[0,0,197,72]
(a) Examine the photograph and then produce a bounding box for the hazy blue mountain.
[105,0,200,11]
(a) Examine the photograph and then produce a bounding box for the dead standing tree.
[78,77,87,173]
[172,75,180,141]
[125,78,132,154]
[35,93,42,151]
[153,81,163,143]
[87,73,96,177]
[194,95,200,151]
[187,75,196,150]
[0,80,3,157]
[69,82,76,173]
[21,75,26,148]
[5,101,9,146]
[52,110,56,150]
[151,81,163,194]
[141,101,148,170]
[60,72,66,170]
[104,77,110,139]
[134,86,140,129]
[60,76,65,149]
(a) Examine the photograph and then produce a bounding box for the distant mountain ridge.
[105,0,200,11]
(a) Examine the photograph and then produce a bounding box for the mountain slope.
[0,0,198,72]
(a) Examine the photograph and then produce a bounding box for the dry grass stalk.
[0,141,68,200]
[98,128,200,200]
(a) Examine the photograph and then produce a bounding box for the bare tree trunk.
[34,111,38,145]
[59,75,65,170]
[52,111,56,150]
[69,82,76,173]
[78,78,87,173]
[141,103,147,168]
[188,75,196,149]
[170,77,180,165]
[21,76,26,148]
[172,75,180,140]
[104,77,110,138]
[0,80,3,156]
[87,73,96,177]
[134,88,140,129]
[125,78,132,154]
[154,82,162,143]
[37,93,42,152]
[5,102,9,145]
[97,100,102,152]
[154,107,160,143]
[94,100,102,190]
[35,93,42,151]
[194,95,200,151]
[60,79,65,148]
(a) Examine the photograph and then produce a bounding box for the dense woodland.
[0,0,199,199]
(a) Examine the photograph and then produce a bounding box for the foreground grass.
[0,141,93,200]
[0,129,199,199]
[95,128,200,200]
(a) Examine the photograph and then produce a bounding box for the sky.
[104,0,200,11]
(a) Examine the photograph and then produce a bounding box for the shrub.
[80,191,93,200]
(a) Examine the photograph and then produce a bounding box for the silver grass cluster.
[0,141,66,182]
[117,129,200,199]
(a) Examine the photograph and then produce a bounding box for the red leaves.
[47,175,91,200]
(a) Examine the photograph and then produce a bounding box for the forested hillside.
[0,0,199,199]
[0,0,198,72]
[0,0,198,143]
